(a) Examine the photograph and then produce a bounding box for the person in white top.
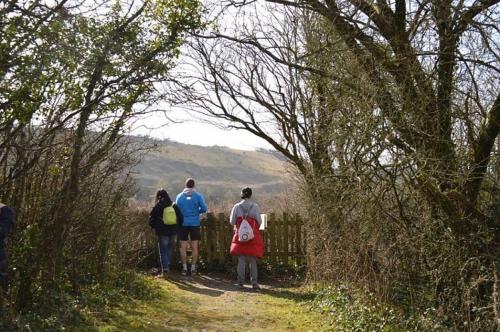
[229,187,263,290]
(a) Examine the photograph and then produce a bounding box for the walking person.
[229,187,264,290]
[175,178,207,276]
[0,202,15,300]
[149,189,183,277]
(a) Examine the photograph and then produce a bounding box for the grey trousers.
[237,255,258,284]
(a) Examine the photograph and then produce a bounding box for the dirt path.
[94,272,330,332]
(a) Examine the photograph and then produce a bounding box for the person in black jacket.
[149,189,182,277]
[0,203,15,288]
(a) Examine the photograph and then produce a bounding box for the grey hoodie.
[229,199,262,226]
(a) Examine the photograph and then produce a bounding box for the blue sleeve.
[173,204,183,225]
[198,193,208,214]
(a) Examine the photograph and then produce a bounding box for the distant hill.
[131,139,289,204]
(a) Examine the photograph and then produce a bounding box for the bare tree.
[173,1,499,328]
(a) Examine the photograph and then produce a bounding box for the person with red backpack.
[149,189,183,277]
[229,187,264,290]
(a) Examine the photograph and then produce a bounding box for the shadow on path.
[166,276,225,297]
[260,286,316,302]
[162,272,314,303]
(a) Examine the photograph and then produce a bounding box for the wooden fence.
[142,212,307,267]
[199,212,306,266]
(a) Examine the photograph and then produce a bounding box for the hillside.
[131,139,289,203]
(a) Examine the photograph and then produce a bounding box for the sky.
[131,1,277,152]
[131,109,273,151]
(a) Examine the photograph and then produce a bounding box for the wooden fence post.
[289,213,294,263]
[205,213,216,263]
[268,213,277,265]
[217,212,226,264]
[295,213,303,264]
[283,212,289,264]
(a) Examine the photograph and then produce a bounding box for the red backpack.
[229,209,265,258]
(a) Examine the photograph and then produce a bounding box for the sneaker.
[237,283,244,289]
[181,269,188,276]
[252,284,260,290]
[162,270,169,279]
[190,268,197,276]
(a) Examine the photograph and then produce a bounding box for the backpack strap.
[240,203,254,225]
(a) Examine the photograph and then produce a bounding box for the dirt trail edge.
[94,273,330,332]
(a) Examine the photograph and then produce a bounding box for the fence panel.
[144,212,306,268]
[197,212,305,266]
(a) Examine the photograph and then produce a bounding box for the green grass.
[83,274,332,332]
[2,272,447,331]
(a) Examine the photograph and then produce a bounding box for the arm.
[198,193,208,214]
[148,205,160,228]
[0,206,15,239]
[173,204,183,226]
[229,204,238,226]
[251,204,262,226]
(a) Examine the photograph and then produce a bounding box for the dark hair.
[156,189,171,203]
[241,187,252,199]
[185,178,195,188]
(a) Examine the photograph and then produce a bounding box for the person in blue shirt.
[175,178,207,276]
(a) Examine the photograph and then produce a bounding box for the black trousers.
[0,257,6,288]
[0,257,6,306]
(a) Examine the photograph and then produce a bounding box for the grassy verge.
[304,283,448,331]
[0,271,159,331]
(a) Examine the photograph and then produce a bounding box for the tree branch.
[203,33,336,81]
[467,93,500,202]
[454,0,500,36]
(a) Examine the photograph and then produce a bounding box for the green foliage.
[307,284,447,332]
[0,0,205,325]
[0,271,158,331]
[259,260,306,280]
[1,0,204,127]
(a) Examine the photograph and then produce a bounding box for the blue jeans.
[158,235,176,272]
